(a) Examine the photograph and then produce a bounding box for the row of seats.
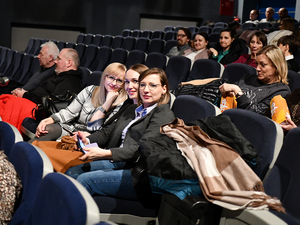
[0,47,40,85]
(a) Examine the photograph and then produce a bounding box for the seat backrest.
[121,36,136,51]
[23,172,100,225]
[24,37,36,53]
[125,50,146,68]
[132,29,142,38]
[256,22,273,30]
[187,59,224,81]
[80,44,98,69]
[87,71,102,86]
[140,30,153,39]
[92,34,103,46]
[0,121,23,157]
[79,66,92,88]
[241,23,257,30]
[9,142,53,225]
[187,26,199,35]
[163,40,178,54]
[122,29,132,37]
[3,51,24,79]
[172,95,221,123]
[152,30,165,39]
[89,46,112,72]
[145,52,168,70]
[164,26,175,32]
[147,39,165,53]
[222,108,284,180]
[0,49,16,74]
[65,42,76,49]
[29,38,42,56]
[109,48,128,64]
[165,56,191,90]
[263,127,300,221]
[287,70,300,92]
[164,31,176,41]
[214,22,228,28]
[198,26,212,34]
[208,33,221,43]
[76,33,86,43]
[56,40,66,50]
[0,47,9,68]
[74,43,87,60]
[222,63,257,84]
[83,33,94,45]
[12,53,34,84]
[211,27,224,34]
[111,35,124,49]
[134,37,150,52]
[100,35,114,47]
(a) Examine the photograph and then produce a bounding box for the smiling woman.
[219,45,291,116]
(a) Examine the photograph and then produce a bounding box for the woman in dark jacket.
[209,28,246,65]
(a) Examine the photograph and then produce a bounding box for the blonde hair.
[257,45,288,84]
[137,68,170,106]
[91,62,127,108]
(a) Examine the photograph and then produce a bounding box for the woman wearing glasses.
[67,68,175,200]
[30,62,128,142]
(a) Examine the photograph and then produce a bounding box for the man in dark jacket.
[12,48,82,104]
[1,41,59,94]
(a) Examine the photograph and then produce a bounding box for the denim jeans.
[65,160,126,179]
[76,168,138,200]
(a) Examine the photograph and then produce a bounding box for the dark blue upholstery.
[134,37,150,52]
[92,34,103,46]
[208,32,220,44]
[24,37,36,53]
[21,117,38,139]
[9,142,53,225]
[29,38,42,56]
[0,49,16,73]
[164,26,175,32]
[165,56,191,90]
[1,52,24,78]
[56,40,66,50]
[74,43,87,61]
[111,35,124,49]
[222,108,283,180]
[132,29,142,38]
[263,127,300,223]
[65,42,76,49]
[164,40,178,54]
[0,121,23,157]
[187,59,223,81]
[109,48,128,64]
[211,27,224,34]
[151,30,165,39]
[121,36,136,51]
[0,47,9,69]
[125,50,146,68]
[87,71,102,86]
[90,46,112,72]
[187,26,199,35]
[83,33,94,45]
[164,31,176,41]
[222,63,257,84]
[147,39,165,53]
[241,22,257,30]
[172,95,220,123]
[80,66,92,89]
[145,52,168,70]
[256,22,273,30]
[100,35,113,47]
[287,70,300,92]
[76,33,86,44]
[122,29,132,37]
[80,44,98,69]
[198,26,212,34]
[12,53,34,85]
[214,22,227,28]
[23,172,100,225]
[140,30,152,39]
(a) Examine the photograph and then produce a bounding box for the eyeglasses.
[139,83,161,91]
[106,75,124,86]
[177,34,187,38]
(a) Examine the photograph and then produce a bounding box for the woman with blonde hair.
[219,45,291,116]
[30,62,128,142]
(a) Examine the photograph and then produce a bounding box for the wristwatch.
[235,91,244,98]
[98,106,107,114]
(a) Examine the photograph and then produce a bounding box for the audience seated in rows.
[245,9,260,24]
[260,7,277,24]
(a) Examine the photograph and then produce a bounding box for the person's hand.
[209,48,218,57]
[35,118,54,138]
[106,91,119,103]
[77,131,90,145]
[12,88,27,98]
[280,115,297,131]
[79,147,112,161]
[219,83,241,97]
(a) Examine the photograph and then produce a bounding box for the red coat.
[0,94,36,131]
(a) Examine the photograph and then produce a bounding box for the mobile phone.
[77,135,87,154]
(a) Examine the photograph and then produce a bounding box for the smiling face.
[256,54,278,84]
[139,74,167,108]
[250,35,264,55]
[124,69,140,103]
[193,34,208,51]
[104,72,124,93]
[219,31,234,51]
